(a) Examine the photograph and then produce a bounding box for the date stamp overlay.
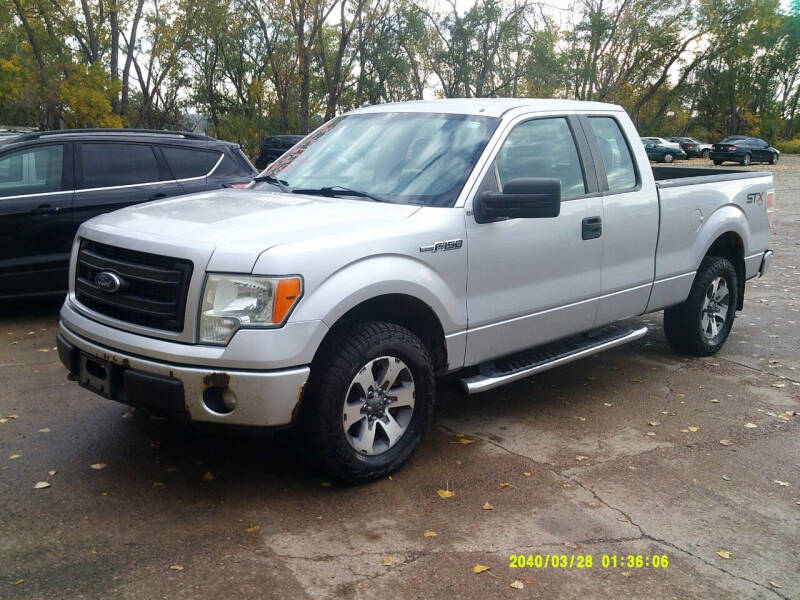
[509,554,669,570]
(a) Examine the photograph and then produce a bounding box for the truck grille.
[75,240,193,332]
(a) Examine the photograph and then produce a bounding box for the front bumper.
[58,323,310,427]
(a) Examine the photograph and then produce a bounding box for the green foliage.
[775,138,800,153]
[61,64,123,128]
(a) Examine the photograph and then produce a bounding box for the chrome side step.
[461,325,648,394]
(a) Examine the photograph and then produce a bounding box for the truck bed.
[651,165,771,187]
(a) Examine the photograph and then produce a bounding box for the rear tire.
[713,160,722,165]
[702,149,710,159]
[770,153,778,165]
[663,257,738,356]
[304,321,435,484]
[742,153,751,166]
[664,153,674,163]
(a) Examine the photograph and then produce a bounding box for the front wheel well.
[705,232,745,310]
[314,294,448,374]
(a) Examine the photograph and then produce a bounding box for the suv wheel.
[663,257,738,356]
[305,321,435,483]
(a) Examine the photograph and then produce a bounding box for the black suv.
[0,129,256,299]
[254,135,304,170]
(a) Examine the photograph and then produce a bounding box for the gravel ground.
[1,157,798,599]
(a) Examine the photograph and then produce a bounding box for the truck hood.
[81,189,421,271]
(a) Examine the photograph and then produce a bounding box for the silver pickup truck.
[57,99,774,482]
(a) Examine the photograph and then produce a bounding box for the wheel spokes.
[351,418,377,454]
[377,358,405,391]
[343,400,365,426]
[377,413,405,447]
[387,381,415,409]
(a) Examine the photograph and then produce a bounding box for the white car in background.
[641,136,682,150]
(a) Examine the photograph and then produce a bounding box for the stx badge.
[746,192,764,205]
[420,239,464,253]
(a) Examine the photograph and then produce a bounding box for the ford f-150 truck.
[56,99,774,483]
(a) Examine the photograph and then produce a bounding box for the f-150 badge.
[420,239,464,253]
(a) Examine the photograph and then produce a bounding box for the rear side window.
[589,117,636,192]
[0,144,63,197]
[494,117,586,200]
[213,151,248,177]
[161,146,217,179]
[81,143,159,188]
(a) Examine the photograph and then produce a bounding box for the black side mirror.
[474,178,561,224]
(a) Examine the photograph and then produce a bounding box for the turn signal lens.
[273,277,302,324]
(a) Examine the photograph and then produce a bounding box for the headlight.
[199,274,302,344]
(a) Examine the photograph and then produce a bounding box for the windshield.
[257,112,500,207]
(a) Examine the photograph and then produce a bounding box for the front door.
[464,115,603,365]
[0,142,74,297]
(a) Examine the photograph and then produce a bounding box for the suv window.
[0,144,63,197]
[81,143,159,189]
[161,146,217,179]
[493,117,586,199]
[589,117,636,192]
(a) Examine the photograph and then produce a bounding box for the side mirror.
[474,178,561,224]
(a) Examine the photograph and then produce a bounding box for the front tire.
[770,153,779,165]
[702,149,710,159]
[304,321,435,483]
[663,257,738,356]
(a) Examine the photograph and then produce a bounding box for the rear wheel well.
[705,232,745,310]
[315,294,448,374]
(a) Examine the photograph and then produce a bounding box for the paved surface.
[1,157,799,599]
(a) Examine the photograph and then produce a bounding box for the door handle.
[32,204,62,215]
[148,193,166,201]
[582,216,602,240]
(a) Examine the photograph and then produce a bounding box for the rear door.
[465,114,603,364]
[0,142,74,297]
[581,114,659,326]
[72,141,183,230]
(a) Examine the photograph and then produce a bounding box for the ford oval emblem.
[95,271,122,293]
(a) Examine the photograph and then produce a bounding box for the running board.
[461,325,648,394]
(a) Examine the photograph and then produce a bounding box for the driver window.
[488,118,586,200]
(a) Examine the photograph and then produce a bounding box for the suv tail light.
[766,190,775,228]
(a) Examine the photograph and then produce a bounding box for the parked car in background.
[642,139,686,162]
[0,129,257,299]
[254,134,305,170]
[668,137,712,158]
[640,136,681,150]
[709,136,779,166]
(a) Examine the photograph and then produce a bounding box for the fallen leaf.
[423,530,437,537]
[500,482,511,488]
[710,398,719,403]
[523,472,532,477]
[716,550,732,559]
[771,383,786,388]
[719,439,732,446]
[688,426,700,432]
[34,481,51,489]
[646,432,656,436]
[454,432,465,438]
[564,542,577,549]
[774,480,789,487]
[722,474,731,481]
[482,501,494,510]
[202,472,214,482]
[245,525,261,533]
[0,418,8,424]
[510,580,524,589]
[744,422,758,429]
[437,489,454,499]
[38,427,50,433]
[169,564,184,571]
[382,555,396,566]
[473,564,490,574]
[320,480,332,487]
[575,455,589,461]
[769,582,783,589]
[577,416,586,422]
[121,411,133,419]
[153,482,164,488]
[457,438,475,445]
[48,470,56,476]
[5,414,18,419]
[648,421,660,427]
[603,402,613,407]
[14,579,24,585]
[10,454,21,459]
[90,463,107,470]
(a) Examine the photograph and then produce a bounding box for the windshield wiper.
[252,174,290,192]
[291,185,391,203]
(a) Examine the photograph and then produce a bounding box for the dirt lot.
[1,157,798,599]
